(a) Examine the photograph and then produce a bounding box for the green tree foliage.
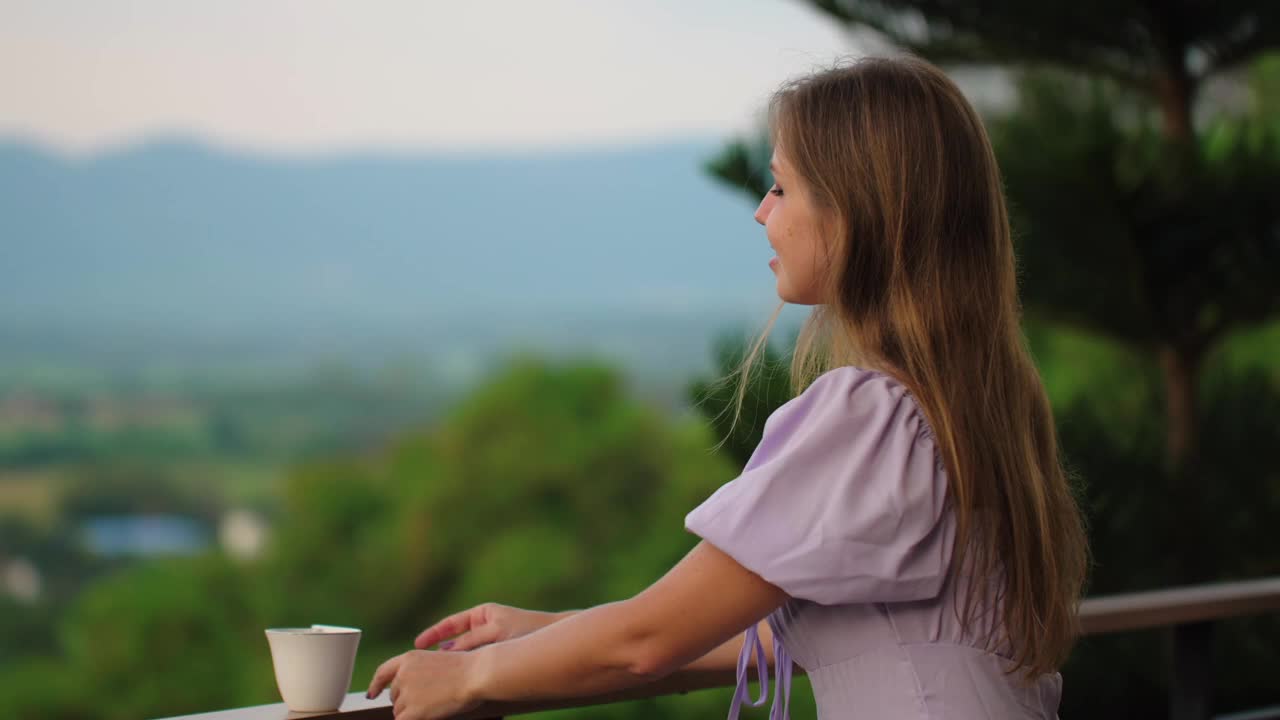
[0,656,90,720]
[58,556,265,720]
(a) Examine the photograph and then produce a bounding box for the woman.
[368,54,1089,720]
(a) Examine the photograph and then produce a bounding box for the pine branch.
[801,1,1280,88]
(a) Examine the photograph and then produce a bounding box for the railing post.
[1170,621,1213,720]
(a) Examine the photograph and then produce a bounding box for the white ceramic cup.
[265,624,362,712]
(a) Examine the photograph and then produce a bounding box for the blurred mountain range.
[0,137,793,382]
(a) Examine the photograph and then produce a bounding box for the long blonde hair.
[733,56,1089,679]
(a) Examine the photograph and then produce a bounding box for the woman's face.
[754,147,829,305]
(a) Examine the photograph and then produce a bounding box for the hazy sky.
[0,0,857,154]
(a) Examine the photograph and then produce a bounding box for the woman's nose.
[754,196,771,226]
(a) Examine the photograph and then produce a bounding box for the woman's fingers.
[414,607,482,649]
[366,652,405,698]
[447,623,500,652]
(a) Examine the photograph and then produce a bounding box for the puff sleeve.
[685,366,954,605]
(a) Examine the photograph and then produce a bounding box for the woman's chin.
[775,281,818,306]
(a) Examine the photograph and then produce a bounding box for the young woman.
[368,55,1089,720]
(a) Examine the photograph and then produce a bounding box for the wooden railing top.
[159,576,1280,720]
[1078,576,1280,636]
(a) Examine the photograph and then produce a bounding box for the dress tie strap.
[770,633,792,720]
[726,623,770,719]
[724,623,792,720]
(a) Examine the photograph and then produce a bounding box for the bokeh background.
[1,2,1278,718]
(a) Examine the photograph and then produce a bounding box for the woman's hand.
[367,649,483,720]
[414,603,571,652]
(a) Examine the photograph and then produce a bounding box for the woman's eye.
[769,184,784,197]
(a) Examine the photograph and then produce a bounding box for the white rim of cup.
[265,625,361,635]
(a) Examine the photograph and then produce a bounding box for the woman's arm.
[367,540,786,714]
[464,540,785,702]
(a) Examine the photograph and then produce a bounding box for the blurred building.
[218,508,268,561]
[2,556,42,604]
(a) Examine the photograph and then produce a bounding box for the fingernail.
[440,641,454,650]
[366,691,373,699]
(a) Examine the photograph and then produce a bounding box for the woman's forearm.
[542,607,768,671]
[467,600,669,703]
[541,612,768,673]
[453,541,792,709]
[468,608,768,709]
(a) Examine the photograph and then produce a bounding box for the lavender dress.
[685,367,1062,719]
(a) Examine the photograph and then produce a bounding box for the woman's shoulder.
[804,364,906,395]
[785,365,936,444]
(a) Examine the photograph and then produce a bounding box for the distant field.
[0,366,450,532]
[0,459,287,525]
[0,467,64,526]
